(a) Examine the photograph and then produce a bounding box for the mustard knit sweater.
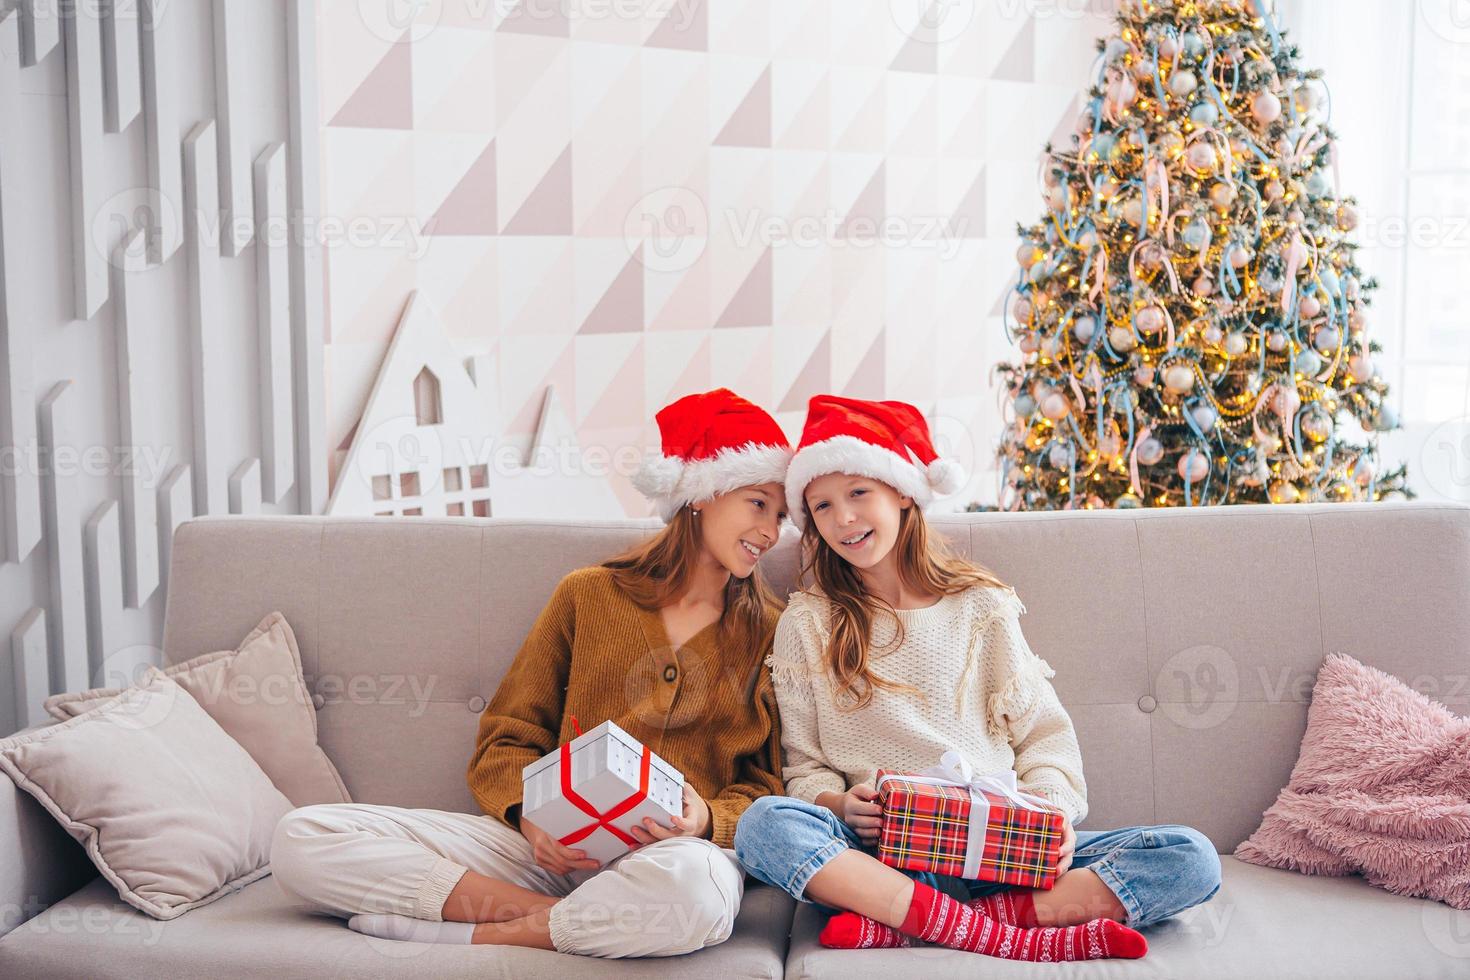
[466,565,785,849]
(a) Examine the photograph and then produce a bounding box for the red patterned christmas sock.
[966,888,1038,927]
[899,881,1147,961]
[819,912,912,949]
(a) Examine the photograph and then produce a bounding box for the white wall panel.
[0,1,328,735]
[157,462,193,595]
[211,0,253,257]
[184,119,227,519]
[11,607,47,729]
[100,0,141,133]
[139,0,181,264]
[0,9,43,565]
[229,457,262,515]
[17,0,58,68]
[83,500,122,686]
[59,0,107,319]
[255,142,295,503]
[38,381,88,695]
[286,0,327,516]
[111,230,160,609]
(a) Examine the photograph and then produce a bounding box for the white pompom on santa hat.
[784,394,967,530]
[632,388,793,523]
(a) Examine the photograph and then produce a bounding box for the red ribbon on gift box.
[555,721,653,848]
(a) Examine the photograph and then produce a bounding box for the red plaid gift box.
[875,752,1066,889]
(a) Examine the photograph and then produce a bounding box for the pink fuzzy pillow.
[1235,652,1470,908]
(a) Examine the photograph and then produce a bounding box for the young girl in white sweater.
[734,394,1221,962]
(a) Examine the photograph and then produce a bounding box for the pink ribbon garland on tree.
[1128,425,1152,499]
[1288,123,1331,176]
[1251,382,1307,473]
[1090,243,1108,301]
[1280,229,1313,315]
[1130,239,1181,295]
[1150,156,1170,239]
[1317,316,1347,384]
[1190,127,1237,189]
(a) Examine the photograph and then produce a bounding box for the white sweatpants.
[269,803,746,958]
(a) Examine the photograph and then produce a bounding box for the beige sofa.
[3,501,1469,978]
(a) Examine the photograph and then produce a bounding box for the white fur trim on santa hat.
[786,435,966,530]
[634,442,793,523]
[630,452,684,500]
[927,457,967,496]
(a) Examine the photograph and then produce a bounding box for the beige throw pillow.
[44,611,350,806]
[0,667,295,920]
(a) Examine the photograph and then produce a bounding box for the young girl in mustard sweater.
[271,389,792,958]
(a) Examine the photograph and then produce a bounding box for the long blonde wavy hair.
[797,496,1008,710]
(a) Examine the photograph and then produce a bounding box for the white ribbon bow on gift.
[875,750,1056,879]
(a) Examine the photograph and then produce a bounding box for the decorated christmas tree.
[994,0,1413,510]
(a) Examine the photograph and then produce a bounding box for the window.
[414,366,442,426]
[1281,0,1470,500]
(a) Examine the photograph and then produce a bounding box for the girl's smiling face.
[692,482,787,578]
[803,473,912,570]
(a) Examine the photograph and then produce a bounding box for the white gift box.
[520,720,685,865]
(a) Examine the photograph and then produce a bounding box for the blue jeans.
[734,795,1222,930]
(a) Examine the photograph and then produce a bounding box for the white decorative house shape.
[327,291,622,519]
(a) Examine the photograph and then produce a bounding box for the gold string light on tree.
[992,0,1413,511]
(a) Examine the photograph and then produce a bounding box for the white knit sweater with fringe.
[766,583,1089,826]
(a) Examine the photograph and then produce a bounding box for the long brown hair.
[601,504,784,657]
[798,498,1008,710]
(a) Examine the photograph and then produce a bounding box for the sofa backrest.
[160,501,1470,852]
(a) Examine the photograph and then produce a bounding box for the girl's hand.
[627,782,712,845]
[840,782,884,844]
[1055,815,1077,876]
[518,812,603,875]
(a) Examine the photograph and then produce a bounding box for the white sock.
[347,912,475,945]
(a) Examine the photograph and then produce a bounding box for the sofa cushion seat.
[0,873,795,979]
[783,856,1470,978]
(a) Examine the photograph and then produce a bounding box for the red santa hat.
[632,388,793,523]
[784,394,966,530]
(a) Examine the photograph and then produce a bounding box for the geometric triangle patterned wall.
[321,0,1116,517]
